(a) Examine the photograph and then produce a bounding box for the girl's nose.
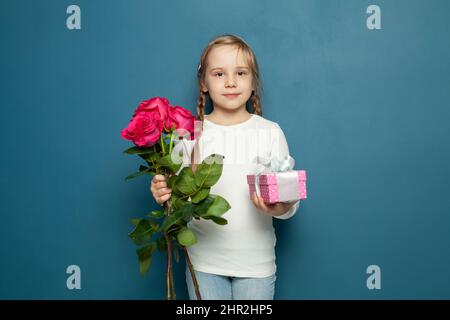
[225,76,237,87]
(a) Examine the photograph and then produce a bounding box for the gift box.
[246,170,307,203]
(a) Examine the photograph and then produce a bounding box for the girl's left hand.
[252,192,299,217]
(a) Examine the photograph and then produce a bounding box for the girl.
[150,34,300,300]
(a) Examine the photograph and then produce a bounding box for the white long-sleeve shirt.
[177,114,300,278]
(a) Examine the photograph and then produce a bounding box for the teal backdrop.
[1,0,449,299]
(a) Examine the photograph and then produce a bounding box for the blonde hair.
[195,34,263,131]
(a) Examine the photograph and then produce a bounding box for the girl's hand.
[252,192,299,217]
[150,174,172,205]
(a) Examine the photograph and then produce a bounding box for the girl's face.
[201,45,254,113]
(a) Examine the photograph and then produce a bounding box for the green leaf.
[159,210,184,232]
[142,151,161,163]
[170,193,189,211]
[167,223,184,235]
[147,210,165,219]
[136,243,155,276]
[191,187,210,204]
[182,212,193,224]
[194,154,224,188]
[193,196,214,217]
[168,175,182,195]
[130,218,142,226]
[191,194,230,218]
[128,219,158,245]
[156,236,167,252]
[170,193,180,209]
[167,175,176,188]
[175,167,197,195]
[124,146,154,155]
[205,195,231,217]
[176,227,197,246]
[157,154,182,174]
[125,170,154,181]
[160,204,194,232]
[205,216,228,225]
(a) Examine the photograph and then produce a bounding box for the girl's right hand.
[150,174,172,205]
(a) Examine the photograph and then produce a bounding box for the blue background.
[1,0,449,299]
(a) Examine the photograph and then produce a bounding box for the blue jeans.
[185,266,276,300]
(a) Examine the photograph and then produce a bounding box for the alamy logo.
[66,5,81,30]
[366,5,382,30]
[66,265,81,290]
[366,265,381,290]
[170,120,284,166]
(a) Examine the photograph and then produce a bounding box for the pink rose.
[133,97,170,124]
[166,105,196,140]
[121,111,163,147]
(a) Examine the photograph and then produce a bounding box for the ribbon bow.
[252,155,295,198]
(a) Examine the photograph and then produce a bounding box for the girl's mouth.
[223,94,241,99]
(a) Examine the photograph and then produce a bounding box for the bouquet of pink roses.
[121,97,230,300]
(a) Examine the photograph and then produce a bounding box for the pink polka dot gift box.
[246,170,307,204]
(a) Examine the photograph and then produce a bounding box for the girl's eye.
[214,71,248,77]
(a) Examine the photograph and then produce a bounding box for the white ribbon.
[252,155,298,202]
